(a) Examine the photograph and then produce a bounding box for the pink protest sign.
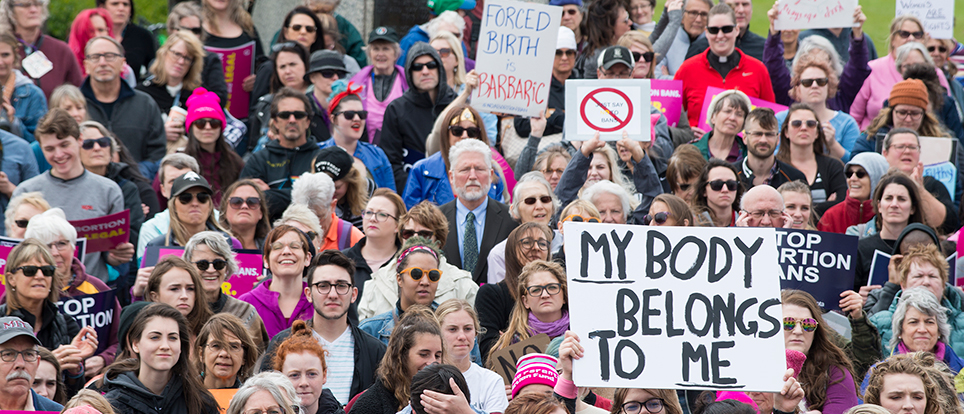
[0,237,85,298]
[68,210,130,253]
[651,80,683,127]
[773,0,856,31]
[223,250,263,297]
[204,41,255,119]
[697,86,788,132]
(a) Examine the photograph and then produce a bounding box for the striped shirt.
[316,327,355,405]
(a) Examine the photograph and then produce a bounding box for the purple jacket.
[819,365,860,414]
[763,31,871,113]
[238,280,313,339]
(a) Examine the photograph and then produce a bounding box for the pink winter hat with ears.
[184,87,226,131]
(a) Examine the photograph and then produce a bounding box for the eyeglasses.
[746,131,778,138]
[928,45,948,53]
[846,169,867,179]
[85,52,122,62]
[10,1,42,8]
[243,406,298,414]
[177,192,211,204]
[555,49,576,58]
[270,241,305,251]
[706,25,735,35]
[543,167,565,176]
[643,211,671,225]
[180,27,203,37]
[783,317,818,332]
[799,77,828,87]
[14,265,55,277]
[275,111,309,120]
[361,209,397,222]
[81,137,112,150]
[707,179,738,192]
[562,214,600,223]
[47,240,71,252]
[893,109,924,120]
[890,144,921,153]
[335,110,368,120]
[229,197,261,209]
[897,30,924,39]
[401,229,435,239]
[684,10,709,18]
[790,119,819,129]
[289,24,317,33]
[400,267,442,282]
[744,209,783,220]
[562,8,579,16]
[519,237,549,251]
[411,60,439,71]
[524,195,552,205]
[448,125,481,138]
[312,281,353,295]
[632,51,655,63]
[0,349,39,363]
[526,283,561,297]
[167,49,194,64]
[318,69,343,79]
[622,398,665,414]
[435,47,452,57]
[194,259,227,272]
[206,341,243,353]
[195,118,223,129]
[13,219,28,229]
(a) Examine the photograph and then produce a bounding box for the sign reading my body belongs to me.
[564,223,786,392]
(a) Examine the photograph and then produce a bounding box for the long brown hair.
[202,0,253,36]
[865,107,950,141]
[776,103,827,163]
[690,159,744,226]
[437,104,490,167]
[376,305,443,411]
[493,260,568,352]
[184,133,244,203]
[147,256,214,336]
[504,223,554,301]
[218,180,271,241]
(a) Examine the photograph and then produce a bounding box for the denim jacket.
[402,152,504,210]
[10,70,47,142]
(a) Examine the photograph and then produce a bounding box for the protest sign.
[869,250,892,287]
[565,79,652,141]
[697,87,787,132]
[0,237,85,298]
[773,0,856,31]
[204,41,255,119]
[473,0,561,117]
[140,246,185,268]
[486,334,551,384]
[565,223,785,391]
[651,80,683,127]
[776,229,857,311]
[68,210,130,253]
[924,162,957,202]
[141,246,263,298]
[57,290,116,354]
[896,0,954,39]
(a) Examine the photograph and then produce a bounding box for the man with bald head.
[736,185,792,228]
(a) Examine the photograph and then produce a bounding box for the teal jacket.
[692,131,746,162]
[869,285,964,357]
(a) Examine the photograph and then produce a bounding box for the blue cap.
[549,0,583,6]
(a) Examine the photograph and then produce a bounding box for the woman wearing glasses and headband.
[182,88,244,206]
[492,260,569,355]
[318,80,395,191]
[137,30,206,150]
[691,159,744,227]
[776,103,847,216]
[239,225,314,339]
[487,172,560,285]
[218,180,270,251]
[183,231,269,350]
[144,256,214,341]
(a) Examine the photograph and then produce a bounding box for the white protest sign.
[896,0,954,39]
[774,0,856,31]
[564,223,786,391]
[472,0,561,117]
[565,79,652,141]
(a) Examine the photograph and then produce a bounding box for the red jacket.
[817,195,873,234]
[675,48,775,127]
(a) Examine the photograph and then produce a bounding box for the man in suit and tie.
[440,139,518,284]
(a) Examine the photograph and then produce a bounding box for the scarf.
[528,310,570,338]
[897,340,946,361]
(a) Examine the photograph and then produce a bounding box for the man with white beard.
[440,139,518,284]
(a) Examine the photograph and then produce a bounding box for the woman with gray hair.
[183,231,269,351]
[5,191,48,238]
[227,371,304,414]
[291,172,363,251]
[581,180,637,225]
[486,172,561,284]
[0,0,82,99]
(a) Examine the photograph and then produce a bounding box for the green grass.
[47,0,170,41]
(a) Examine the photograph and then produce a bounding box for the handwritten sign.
[57,289,116,354]
[140,246,262,298]
[68,210,130,253]
[924,162,957,202]
[776,229,857,311]
[564,223,785,391]
[204,41,255,119]
[472,0,561,117]
[896,0,954,39]
[774,0,857,31]
[697,86,787,133]
[652,80,683,127]
[486,333,551,384]
[565,79,652,141]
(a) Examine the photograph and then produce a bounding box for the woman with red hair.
[67,9,113,76]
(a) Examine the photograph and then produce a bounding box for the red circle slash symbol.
[580,87,634,132]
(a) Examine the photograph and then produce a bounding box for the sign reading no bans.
[566,79,651,141]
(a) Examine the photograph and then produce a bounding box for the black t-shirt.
[121,23,158,83]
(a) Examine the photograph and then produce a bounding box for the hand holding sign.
[773,369,805,412]
[773,0,857,31]
[557,331,584,381]
[838,290,864,319]
[133,266,153,298]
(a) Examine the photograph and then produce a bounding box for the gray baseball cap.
[0,317,40,346]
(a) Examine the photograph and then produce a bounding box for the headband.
[328,81,363,114]
[397,245,439,267]
[449,107,477,126]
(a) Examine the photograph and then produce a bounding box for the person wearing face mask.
[818,152,889,234]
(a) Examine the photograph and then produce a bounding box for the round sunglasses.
[399,267,442,282]
[194,259,227,272]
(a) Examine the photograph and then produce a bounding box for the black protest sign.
[57,289,116,355]
[776,229,857,311]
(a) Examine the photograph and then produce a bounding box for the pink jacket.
[850,54,951,129]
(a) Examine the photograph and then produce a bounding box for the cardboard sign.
[774,0,857,30]
[924,162,957,202]
[776,229,857,311]
[486,333,551,384]
[57,289,116,354]
[68,210,130,253]
[564,223,785,391]
[651,80,683,127]
[204,41,255,119]
[565,79,652,141]
[473,0,561,117]
[896,0,954,39]
[697,86,788,132]
[141,246,263,298]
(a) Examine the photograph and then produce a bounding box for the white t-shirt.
[316,327,355,405]
[462,363,509,413]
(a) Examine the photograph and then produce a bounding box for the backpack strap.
[337,219,352,250]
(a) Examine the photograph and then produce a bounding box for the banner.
[486,333,551,384]
[68,210,130,253]
[204,41,255,119]
[697,86,787,133]
[896,0,954,39]
[140,246,263,298]
[0,237,86,298]
[564,223,785,391]
[651,80,683,127]
[776,229,857,311]
[472,0,561,117]
[924,162,957,202]
[773,0,856,31]
[565,79,652,141]
[57,290,116,355]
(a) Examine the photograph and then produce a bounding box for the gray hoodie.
[845,152,889,196]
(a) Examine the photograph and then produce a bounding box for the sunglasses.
[181,27,203,37]
[783,317,818,332]
[335,110,368,120]
[14,265,55,277]
[401,229,435,239]
[14,219,28,229]
[707,179,738,191]
[400,267,442,282]
[411,60,439,71]
[194,259,227,271]
[524,195,552,205]
[846,169,867,179]
[435,47,452,57]
[562,214,600,223]
[555,49,576,58]
[790,119,819,129]
[563,8,579,15]
[643,211,671,225]
[276,111,308,120]
[928,45,948,53]
[897,30,924,39]
[271,41,299,53]
[229,197,261,209]
[195,118,223,129]
[678,183,692,192]
[81,137,112,150]
[177,192,212,204]
[318,69,343,79]
[706,25,735,35]
[632,51,654,63]
[289,24,317,33]
[448,125,481,138]
[799,77,828,87]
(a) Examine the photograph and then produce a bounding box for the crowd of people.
[0,0,959,413]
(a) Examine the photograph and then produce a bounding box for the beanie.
[888,79,929,110]
[511,353,559,398]
[185,87,227,131]
[557,27,577,50]
[549,0,583,6]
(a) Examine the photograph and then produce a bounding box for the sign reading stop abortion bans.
[472,0,560,117]
[565,79,652,141]
[68,210,130,253]
[564,223,785,391]
[57,289,116,355]
[776,229,857,311]
[773,0,856,31]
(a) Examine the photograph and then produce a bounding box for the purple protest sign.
[68,210,130,253]
[57,289,116,355]
[650,80,683,127]
[697,86,788,132]
[223,250,263,297]
[204,41,255,119]
[0,237,85,298]
[777,228,857,311]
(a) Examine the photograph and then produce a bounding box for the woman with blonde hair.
[492,260,569,353]
[4,192,48,238]
[429,32,466,90]
[138,31,207,148]
[616,31,655,79]
[779,180,817,230]
[645,193,692,226]
[435,299,508,413]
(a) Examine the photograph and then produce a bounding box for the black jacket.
[737,158,807,191]
[102,370,219,414]
[239,135,323,220]
[103,162,147,238]
[136,78,195,117]
[347,378,397,414]
[319,388,347,414]
[476,281,513,362]
[82,78,167,163]
[121,24,158,84]
[0,301,78,351]
[106,162,160,220]
[380,42,458,192]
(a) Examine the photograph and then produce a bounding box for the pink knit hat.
[185,87,226,131]
[511,353,559,398]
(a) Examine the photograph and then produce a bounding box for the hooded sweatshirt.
[380,42,458,192]
[102,370,218,414]
[818,152,889,234]
[239,135,323,220]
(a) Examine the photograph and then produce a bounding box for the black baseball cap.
[369,26,399,44]
[597,46,635,70]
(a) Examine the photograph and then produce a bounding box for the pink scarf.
[528,310,570,339]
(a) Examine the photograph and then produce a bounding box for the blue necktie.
[464,212,478,273]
